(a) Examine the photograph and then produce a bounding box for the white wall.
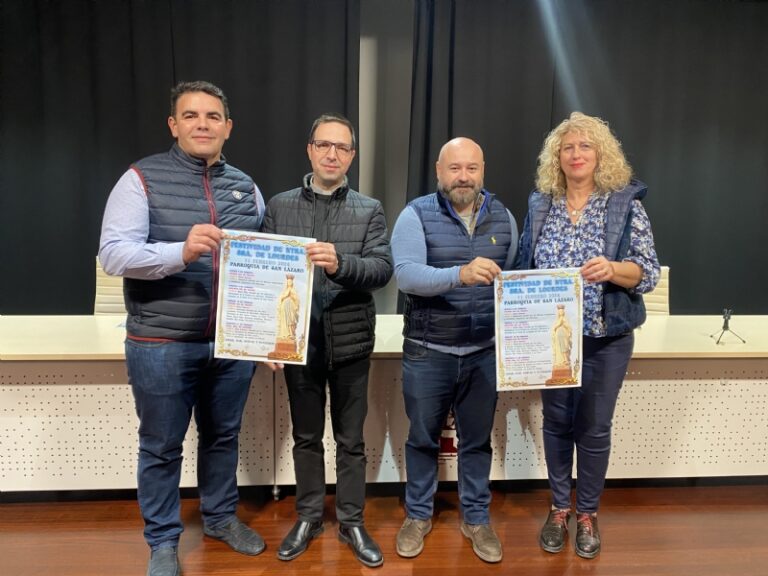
[360,0,414,314]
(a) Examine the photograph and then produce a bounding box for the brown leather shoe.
[396,517,432,558]
[575,512,601,559]
[539,508,571,553]
[460,522,503,563]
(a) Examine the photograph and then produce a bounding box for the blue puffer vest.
[516,179,648,336]
[124,144,260,340]
[403,190,513,346]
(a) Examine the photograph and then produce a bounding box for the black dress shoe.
[277,519,324,561]
[575,512,601,559]
[539,508,571,553]
[338,525,383,568]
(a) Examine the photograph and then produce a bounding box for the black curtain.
[407,0,553,213]
[406,0,454,202]
[0,0,359,314]
[406,0,768,315]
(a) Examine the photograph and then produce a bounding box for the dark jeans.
[402,341,498,525]
[126,338,254,549]
[284,355,370,526]
[542,333,634,513]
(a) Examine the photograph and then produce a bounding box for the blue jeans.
[402,340,498,525]
[126,338,254,549]
[541,333,634,513]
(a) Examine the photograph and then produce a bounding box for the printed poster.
[495,268,583,390]
[215,230,314,364]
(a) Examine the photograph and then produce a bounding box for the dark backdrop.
[407,0,768,314]
[0,0,359,314]
[2,0,767,316]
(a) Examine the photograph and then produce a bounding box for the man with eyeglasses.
[262,113,393,568]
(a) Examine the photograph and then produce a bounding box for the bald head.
[436,137,485,214]
[437,137,484,164]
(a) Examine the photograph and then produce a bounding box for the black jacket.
[262,174,393,367]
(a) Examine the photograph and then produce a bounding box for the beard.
[439,180,482,210]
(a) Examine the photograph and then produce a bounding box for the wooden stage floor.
[1,481,767,575]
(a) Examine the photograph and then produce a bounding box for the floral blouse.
[533,193,660,337]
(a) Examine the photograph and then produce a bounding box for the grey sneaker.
[460,522,503,563]
[395,517,432,558]
[147,546,180,576]
[203,517,265,556]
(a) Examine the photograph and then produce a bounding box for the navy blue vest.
[403,191,513,346]
[516,180,648,336]
[124,144,260,340]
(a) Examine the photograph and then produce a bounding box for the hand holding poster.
[495,268,583,390]
[215,230,314,364]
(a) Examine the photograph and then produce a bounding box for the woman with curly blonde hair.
[516,112,660,559]
[535,112,633,197]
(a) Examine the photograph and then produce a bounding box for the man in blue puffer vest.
[100,81,266,576]
[391,138,518,564]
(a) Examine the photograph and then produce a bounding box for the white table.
[1,314,766,491]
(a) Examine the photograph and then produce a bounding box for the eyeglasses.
[311,140,354,158]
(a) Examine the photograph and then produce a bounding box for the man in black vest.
[262,113,392,568]
[390,138,518,564]
[100,81,266,576]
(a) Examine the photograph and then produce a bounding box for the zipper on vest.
[469,233,477,335]
[203,167,218,337]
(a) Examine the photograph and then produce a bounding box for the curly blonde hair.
[535,112,632,197]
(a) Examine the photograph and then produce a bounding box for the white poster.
[215,230,314,364]
[495,268,583,390]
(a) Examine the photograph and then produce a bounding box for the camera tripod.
[710,308,746,344]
